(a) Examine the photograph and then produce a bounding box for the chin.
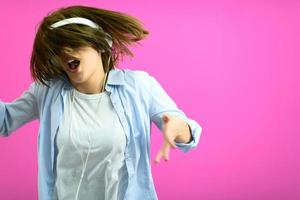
[68,74,86,84]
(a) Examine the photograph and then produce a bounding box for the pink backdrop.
[0,0,299,199]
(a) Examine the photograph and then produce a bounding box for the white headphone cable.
[70,71,108,200]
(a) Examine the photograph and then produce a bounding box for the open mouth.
[67,59,80,73]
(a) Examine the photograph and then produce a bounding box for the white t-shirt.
[53,88,128,200]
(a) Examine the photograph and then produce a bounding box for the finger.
[163,141,171,161]
[162,118,177,149]
[155,140,172,164]
[164,134,177,149]
[154,150,163,164]
[154,140,172,164]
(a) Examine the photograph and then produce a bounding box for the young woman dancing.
[0,5,202,200]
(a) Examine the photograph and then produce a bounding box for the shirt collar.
[60,68,125,91]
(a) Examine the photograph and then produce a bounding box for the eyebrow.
[66,55,80,60]
[61,52,80,61]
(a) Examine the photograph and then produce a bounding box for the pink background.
[0,0,299,199]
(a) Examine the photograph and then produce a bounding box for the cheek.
[61,65,68,72]
[83,59,98,70]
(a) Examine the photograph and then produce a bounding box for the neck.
[72,70,107,95]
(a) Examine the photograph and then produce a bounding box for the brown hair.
[30,5,149,87]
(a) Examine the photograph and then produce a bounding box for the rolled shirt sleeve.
[147,72,202,153]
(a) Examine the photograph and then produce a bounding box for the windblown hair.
[30,5,149,87]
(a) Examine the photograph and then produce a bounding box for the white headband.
[49,17,113,48]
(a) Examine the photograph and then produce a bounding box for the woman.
[0,5,202,200]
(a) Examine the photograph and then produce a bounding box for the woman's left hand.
[154,113,191,164]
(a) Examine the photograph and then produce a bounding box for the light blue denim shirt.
[0,68,202,200]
